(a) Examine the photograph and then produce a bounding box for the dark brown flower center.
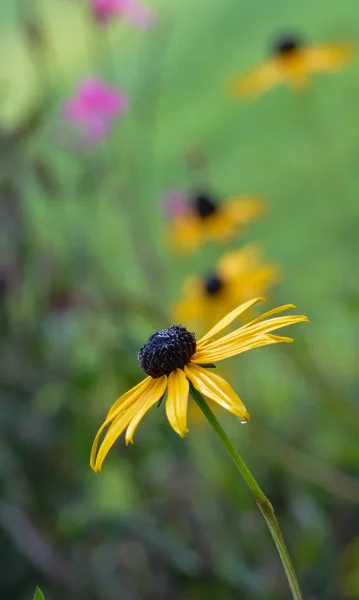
[274,36,302,56]
[192,192,217,219]
[138,325,196,378]
[204,273,224,296]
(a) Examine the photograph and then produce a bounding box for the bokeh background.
[1,0,359,599]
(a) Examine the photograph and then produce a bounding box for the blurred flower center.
[192,193,217,218]
[274,36,302,56]
[204,273,224,296]
[138,325,196,378]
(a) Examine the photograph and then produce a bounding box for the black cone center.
[138,325,196,378]
[274,36,302,56]
[204,274,224,296]
[192,192,217,218]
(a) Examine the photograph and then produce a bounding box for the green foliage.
[33,588,45,600]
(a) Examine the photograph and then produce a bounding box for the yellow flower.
[231,35,352,97]
[167,190,264,253]
[90,298,308,472]
[173,244,279,332]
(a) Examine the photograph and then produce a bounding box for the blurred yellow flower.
[231,35,353,97]
[166,190,264,253]
[90,298,308,472]
[173,244,279,332]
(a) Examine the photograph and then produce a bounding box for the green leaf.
[33,587,45,600]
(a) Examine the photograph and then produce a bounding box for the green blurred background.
[1,0,359,598]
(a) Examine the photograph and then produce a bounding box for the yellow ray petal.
[230,58,285,97]
[241,304,296,329]
[169,216,204,254]
[217,243,261,278]
[223,196,265,226]
[267,334,294,344]
[185,363,249,420]
[125,376,168,445]
[92,376,167,471]
[90,377,153,470]
[165,369,190,437]
[91,404,138,472]
[199,314,308,355]
[238,314,309,340]
[206,306,297,348]
[303,43,352,73]
[192,333,292,363]
[197,297,264,346]
[107,376,152,419]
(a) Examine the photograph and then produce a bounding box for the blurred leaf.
[33,588,45,600]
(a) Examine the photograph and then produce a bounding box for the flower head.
[173,244,279,331]
[164,189,264,253]
[64,78,128,142]
[231,34,353,97]
[91,0,155,28]
[90,298,308,472]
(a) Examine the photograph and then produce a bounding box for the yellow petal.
[230,58,285,97]
[169,216,204,254]
[199,314,308,355]
[92,377,167,472]
[217,243,261,279]
[197,297,264,346]
[107,376,152,419]
[237,314,309,340]
[192,333,291,363]
[267,334,294,344]
[222,196,265,226]
[185,363,249,420]
[165,369,190,437]
[303,43,352,73]
[90,377,153,471]
[240,304,296,329]
[125,376,168,445]
[172,276,205,325]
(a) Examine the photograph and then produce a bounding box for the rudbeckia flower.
[164,189,264,253]
[231,35,352,97]
[90,0,155,28]
[91,298,308,472]
[173,244,279,332]
[64,78,128,142]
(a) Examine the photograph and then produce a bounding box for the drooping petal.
[92,405,138,472]
[90,377,152,470]
[197,297,264,346]
[107,377,152,419]
[125,376,168,445]
[230,58,285,97]
[165,369,189,437]
[185,363,249,421]
[91,376,167,471]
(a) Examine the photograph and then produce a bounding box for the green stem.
[190,384,303,600]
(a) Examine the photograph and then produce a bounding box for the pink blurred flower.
[64,78,128,142]
[162,189,190,218]
[91,0,156,28]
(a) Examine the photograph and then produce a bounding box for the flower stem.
[190,384,303,600]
